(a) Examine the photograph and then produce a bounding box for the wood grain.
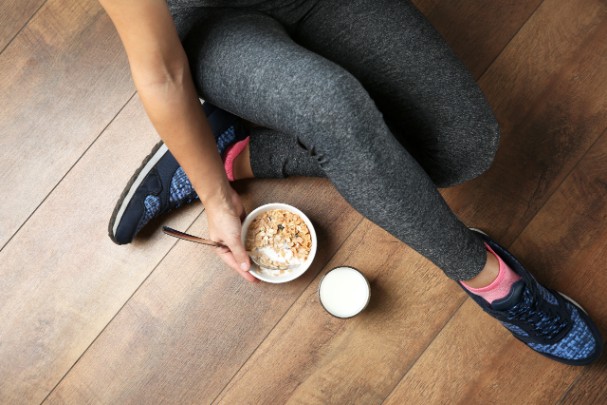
[441,0,607,246]
[215,220,467,404]
[411,0,544,78]
[0,0,45,50]
[0,0,133,248]
[560,357,607,404]
[383,300,581,405]
[44,178,363,404]
[478,0,607,136]
[531,130,607,404]
[513,129,607,330]
[220,0,607,402]
[0,99,202,404]
[384,127,607,404]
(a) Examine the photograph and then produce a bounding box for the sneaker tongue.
[491,280,526,310]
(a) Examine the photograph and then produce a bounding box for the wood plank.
[383,300,580,404]
[214,220,467,404]
[527,128,607,404]
[44,179,363,404]
[559,357,607,404]
[0,0,45,50]
[411,0,544,78]
[383,2,607,398]
[479,0,607,129]
[0,0,133,247]
[0,99,201,404]
[384,127,607,404]
[441,0,607,246]
[387,2,607,400]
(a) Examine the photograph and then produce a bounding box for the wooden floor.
[1,0,606,403]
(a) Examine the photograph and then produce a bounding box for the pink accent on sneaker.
[223,137,250,181]
[462,243,522,304]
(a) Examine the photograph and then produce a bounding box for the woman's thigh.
[183,9,375,142]
[293,0,500,187]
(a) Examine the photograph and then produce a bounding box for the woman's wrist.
[196,178,234,211]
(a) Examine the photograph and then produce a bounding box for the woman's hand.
[206,186,256,282]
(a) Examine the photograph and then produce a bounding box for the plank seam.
[541,128,607,405]
[503,126,607,259]
[379,296,469,404]
[0,91,137,253]
[0,0,49,55]
[474,0,545,80]
[39,207,206,405]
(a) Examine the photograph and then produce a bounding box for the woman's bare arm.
[100,0,254,280]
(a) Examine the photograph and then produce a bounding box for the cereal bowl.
[242,203,317,283]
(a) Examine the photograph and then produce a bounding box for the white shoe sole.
[110,142,169,240]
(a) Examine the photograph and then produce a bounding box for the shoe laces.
[504,282,569,341]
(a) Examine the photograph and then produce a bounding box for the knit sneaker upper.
[463,230,603,365]
[110,103,248,244]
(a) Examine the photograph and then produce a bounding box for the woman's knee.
[430,121,500,188]
[302,71,382,140]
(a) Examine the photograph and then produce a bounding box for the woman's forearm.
[98,0,228,204]
[136,61,231,209]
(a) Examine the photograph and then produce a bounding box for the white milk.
[319,267,370,318]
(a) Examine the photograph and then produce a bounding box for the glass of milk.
[319,266,371,318]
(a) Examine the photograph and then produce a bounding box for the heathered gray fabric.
[179,0,499,280]
[168,0,314,39]
[249,127,325,178]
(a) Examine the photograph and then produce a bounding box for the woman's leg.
[248,127,325,178]
[183,9,487,280]
[281,0,602,365]
[290,0,500,188]
[180,5,602,365]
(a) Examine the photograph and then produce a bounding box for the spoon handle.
[162,226,227,248]
[162,226,288,272]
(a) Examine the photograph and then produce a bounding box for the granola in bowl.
[241,203,317,283]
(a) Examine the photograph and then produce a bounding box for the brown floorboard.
[215,220,466,404]
[385,127,607,404]
[0,0,133,248]
[38,2,546,404]
[412,0,544,79]
[441,0,607,246]
[531,129,607,405]
[384,299,581,404]
[0,0,45,50]
[0,100,201,404]
[560,357,607,404]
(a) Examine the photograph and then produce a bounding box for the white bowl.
[241,203,317,284]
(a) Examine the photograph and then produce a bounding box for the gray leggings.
[181,0,500,280]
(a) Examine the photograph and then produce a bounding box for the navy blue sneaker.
[462,230,603,365]
[109,102,248,245]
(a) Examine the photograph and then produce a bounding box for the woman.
[101,0,602,364]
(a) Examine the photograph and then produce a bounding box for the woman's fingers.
[205,185,255,282]
[228,235,251,272]
[215,242,257,283]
